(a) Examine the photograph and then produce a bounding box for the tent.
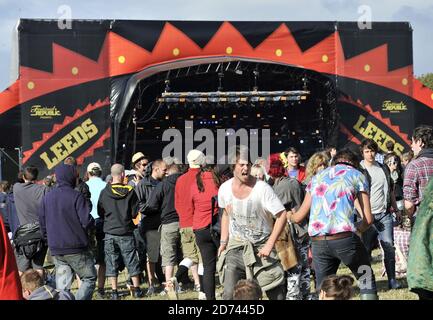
[0,19,432,179]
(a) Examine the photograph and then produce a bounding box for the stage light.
[319,139,322,143]
[278,140,282,144]
[122,144,126,148]
[212,114,216,119]
[316,129,320,134]
[257,113,261,118]
[292,131,296,135]
[300,139,304,144]
[165,116,169,120]
[283,116,287,120]
[200,121,203,124]
[233,114,237,118]
[215,121,218,124]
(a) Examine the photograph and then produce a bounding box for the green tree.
[417,73,433,90]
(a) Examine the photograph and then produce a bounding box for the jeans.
[194,227,218,300]
[54,250,97,300]
[312,233,377,295]
[222,247,285,300]
[362,212,396,282]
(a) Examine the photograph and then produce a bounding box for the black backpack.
[13,223,45,259]
[210,195,223,243]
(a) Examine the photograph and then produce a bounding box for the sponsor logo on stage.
[30,105,62,119]
[353,115,404,155]
[382,101,407,113]
[39,118,99,170]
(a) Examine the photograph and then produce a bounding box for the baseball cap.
[187,149,205,168]
[87,162,102,172]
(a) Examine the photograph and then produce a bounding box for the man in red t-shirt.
[174,149,205,296]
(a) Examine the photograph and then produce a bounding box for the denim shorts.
[104,233,141,277]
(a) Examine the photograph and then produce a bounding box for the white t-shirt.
[218,178,285,244]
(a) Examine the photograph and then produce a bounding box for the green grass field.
[77,248,416,300]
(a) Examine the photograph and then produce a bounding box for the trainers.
[166,277,179,300]
[388,279,402,290]
[146,285,155,296]
[111,290,120,300]
[95,288,105,299]
[176,282,184,294]
[198,291,207,300]
[194,284,201,292]
[132,287,144,298]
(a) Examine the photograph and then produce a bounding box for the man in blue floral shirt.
[288,149,378,300]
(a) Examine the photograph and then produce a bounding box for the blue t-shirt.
[288,169,299,179]
[86,177,107,219]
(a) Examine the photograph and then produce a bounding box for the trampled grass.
[77,248,416,300]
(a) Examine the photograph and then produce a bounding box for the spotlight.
[300,139,304,144]
[278,140,282,144]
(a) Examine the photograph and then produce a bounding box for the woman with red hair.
[267,154,311,300]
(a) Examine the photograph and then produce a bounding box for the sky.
[0,0,432,91]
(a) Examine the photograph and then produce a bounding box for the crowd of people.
[0,124,432,301]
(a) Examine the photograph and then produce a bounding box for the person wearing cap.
[128,152,150,187]
[85,162,107,299]
[174,149,205,296]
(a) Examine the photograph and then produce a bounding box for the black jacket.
[360,161,394,211]
[76,180,92,212]
[135,176,161,231]
[98,183,139,236]
[146,173,181,225]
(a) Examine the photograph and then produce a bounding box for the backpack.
[210,195,223,243]
[13,223,45,259]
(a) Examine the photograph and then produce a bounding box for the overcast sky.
[0,0,432,91]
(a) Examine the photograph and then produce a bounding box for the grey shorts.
[104,234,141,277]
[160,222,180,267]
[145,229,161,264]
